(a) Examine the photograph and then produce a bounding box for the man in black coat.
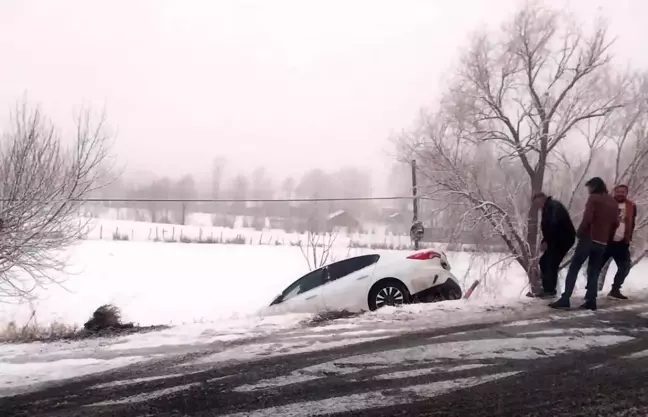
[529,192,576,298]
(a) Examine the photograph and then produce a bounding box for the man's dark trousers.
[601,241,631,291]
[539,241,573,294]
[563,238,606,301]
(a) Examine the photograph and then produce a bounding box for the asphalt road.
[2,302,648,417]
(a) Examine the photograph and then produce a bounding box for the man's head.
[614,184,629,202]
[532,192,548,209]
[585,177,608,195]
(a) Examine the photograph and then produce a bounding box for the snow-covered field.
[0,238,527,328]
[81,215,468,251]
[84,209,413,247]
[2,224,648,397]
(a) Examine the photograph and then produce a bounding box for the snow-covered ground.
[0,240,529,327]
[2,234,648,397]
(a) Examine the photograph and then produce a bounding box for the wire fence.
[67,195,430,251]
[79,196,416,231]
[72,195,506,252]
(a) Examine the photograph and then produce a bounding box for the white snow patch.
[189,336,390,366]
[234,374,321,392]
[103,315,309,351]
[89,382,201,406]
[305,323,361,333]
[296,334,633,377]
[623,349,648,359]
[502,318,553,327]
[519,327,621,336]
[0,356,149,398]
[92,373,184,389]
[205,375,233,383]
[376,363,490,380]
[220,372,520,417]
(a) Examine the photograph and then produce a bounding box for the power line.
[0,196,428,203]
[80,196,418,203]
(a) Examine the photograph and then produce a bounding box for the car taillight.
[407,250,441,261]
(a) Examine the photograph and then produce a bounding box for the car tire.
[368,280,410,311]
[436,279,463,301]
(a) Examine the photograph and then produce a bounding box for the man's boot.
[549,297,570,309]
[580,299,597,311]
[526,289,557,299]
[608,289,628,300]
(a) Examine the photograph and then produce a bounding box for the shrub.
[224,234,246,245]
[113,233,129,241]
[84,304,132,332]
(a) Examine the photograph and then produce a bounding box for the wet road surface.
[2,303,648,417]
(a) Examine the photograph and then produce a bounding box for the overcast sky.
[1,0,647,190]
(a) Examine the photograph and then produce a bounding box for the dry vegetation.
[0,304,167,343]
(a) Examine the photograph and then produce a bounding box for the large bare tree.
[0,103,112,300]
[400,4,626,292]
[540,72,648,285]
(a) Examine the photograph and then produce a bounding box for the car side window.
[281,268,326,302]
[328,255,380,282]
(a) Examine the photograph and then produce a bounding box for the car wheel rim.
[376,287,404,308]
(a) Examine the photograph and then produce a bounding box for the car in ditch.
[262,249,463,315]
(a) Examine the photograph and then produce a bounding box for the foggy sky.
[1,0,647,192]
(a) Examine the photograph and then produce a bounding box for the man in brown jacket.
[549,177,619,311]
[597,184,638,299]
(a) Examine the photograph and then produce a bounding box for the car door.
[321,255,380,311]
[270,267,327,314]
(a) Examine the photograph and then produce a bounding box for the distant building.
[327,210,360,231]
[384,211,407,234]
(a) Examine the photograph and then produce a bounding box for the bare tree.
[294,202,339,271]
[0,103,112,301]
[400,4,624,292]
[594,73,648,282]
[540,72,648,288]
[211,156,227,199]
[173,174,197,225]
[297,227,338,271]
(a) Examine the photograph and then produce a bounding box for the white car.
[262,249,462,315]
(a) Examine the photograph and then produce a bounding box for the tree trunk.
[525,173,544,293]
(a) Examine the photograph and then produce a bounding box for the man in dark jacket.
[529,192,575,298]
[550,177,619,311]
[598,184,637,299]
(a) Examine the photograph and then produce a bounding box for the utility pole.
[411,159,420,250]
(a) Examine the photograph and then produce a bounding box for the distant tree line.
[89,158,404,231]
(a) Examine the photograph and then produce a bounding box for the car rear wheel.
[433,280,463,301]
[368,280,410,311]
